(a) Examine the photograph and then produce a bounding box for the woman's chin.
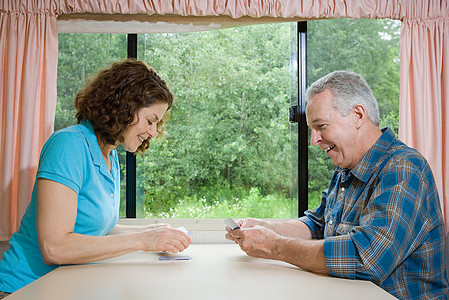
[123,145,138,153]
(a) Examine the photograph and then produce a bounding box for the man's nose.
[310,129,321,146]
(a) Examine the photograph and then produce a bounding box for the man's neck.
[360,124,383,154]
[349,123,383,170]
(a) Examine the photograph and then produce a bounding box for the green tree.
[56,33,126,131]
[137,24,295,216]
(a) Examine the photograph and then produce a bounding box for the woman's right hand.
[139,227,192,253]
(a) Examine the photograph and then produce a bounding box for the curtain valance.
[2,1,448,20]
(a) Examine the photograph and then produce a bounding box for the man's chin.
[330,157,343,168]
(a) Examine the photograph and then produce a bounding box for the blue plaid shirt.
[300,128,448,299]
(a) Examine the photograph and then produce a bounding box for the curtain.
[398,18,449,234]
[0,4,58,240]
[0,0,447,239]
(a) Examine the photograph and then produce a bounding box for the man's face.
[306,89,359,169]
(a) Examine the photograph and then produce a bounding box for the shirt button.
[341,187,345,192]
[110,193,114,197]
[328,220,333,225]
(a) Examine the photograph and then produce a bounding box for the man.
[225,71,448,299]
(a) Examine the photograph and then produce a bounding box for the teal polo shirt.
[0,121,120,293]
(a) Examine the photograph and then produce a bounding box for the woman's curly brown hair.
[75,59,174,153]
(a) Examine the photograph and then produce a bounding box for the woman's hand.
[139,227,192,253]
[143,223,170,230]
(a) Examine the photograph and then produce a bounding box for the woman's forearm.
[40,226,191,265]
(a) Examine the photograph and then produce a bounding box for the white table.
[7,244,395,299]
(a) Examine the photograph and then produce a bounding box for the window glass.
[56,33,127,131]
[306,19,401,209]
[135,24,297,218]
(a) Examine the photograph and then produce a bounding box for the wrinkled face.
[121,102,169,153]
[306,89,359,169]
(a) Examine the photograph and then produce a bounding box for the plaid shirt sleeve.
[298,189,329,239]
[323,155,445,289]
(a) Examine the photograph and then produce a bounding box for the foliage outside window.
[135,24,296,219]
[56,18,400,218]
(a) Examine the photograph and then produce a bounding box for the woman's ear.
[353,104,366,129]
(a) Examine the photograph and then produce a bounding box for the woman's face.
[121,102,169,153]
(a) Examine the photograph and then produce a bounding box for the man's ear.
[353,104,366,129]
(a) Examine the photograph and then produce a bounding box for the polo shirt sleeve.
[323,157,437,284]
[36,131,87,194]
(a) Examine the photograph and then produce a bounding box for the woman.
[0,59,192,297]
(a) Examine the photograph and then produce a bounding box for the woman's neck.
[95,133,117,172]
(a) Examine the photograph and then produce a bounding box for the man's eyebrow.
[309,118,326,124]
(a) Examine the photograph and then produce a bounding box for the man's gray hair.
[305,71,380,126]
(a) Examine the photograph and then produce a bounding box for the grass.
[144,187,294,219]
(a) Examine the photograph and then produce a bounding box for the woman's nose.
[147,124,157,138]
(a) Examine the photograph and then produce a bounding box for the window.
[57,24,298,219]
[56,19,400,219]
[134,24,298,219]
[306,18,401,209]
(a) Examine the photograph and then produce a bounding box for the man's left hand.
[226,225,282,260]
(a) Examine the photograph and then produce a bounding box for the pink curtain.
[399,18,449,234]
[0,0,447,239]
[0,3,58,240]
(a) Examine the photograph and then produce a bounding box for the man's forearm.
[267,219,313,240]
[275,237,328,274]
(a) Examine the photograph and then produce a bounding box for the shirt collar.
[79,120,113,179]
[342,127,396,182]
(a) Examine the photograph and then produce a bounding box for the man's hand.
[225,219,328,274]
[227,225,282,260]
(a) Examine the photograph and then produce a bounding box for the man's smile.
[325,144,335,152]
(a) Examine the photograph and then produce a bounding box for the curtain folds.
[0,7,58,239]
[53,0,444,20]
[0,0,447,239]
[398,19,449,234]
